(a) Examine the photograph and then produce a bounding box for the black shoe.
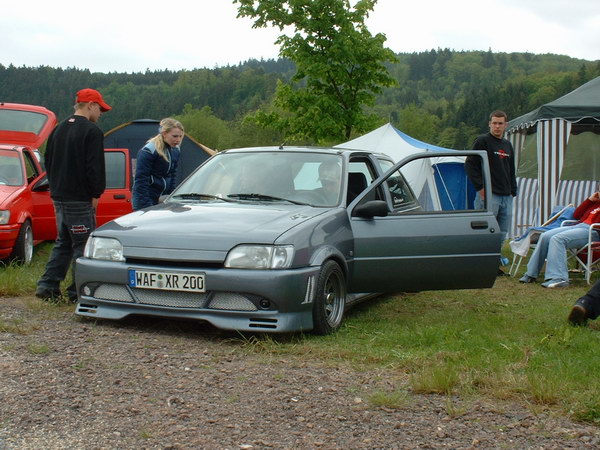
[568,299,589,326]
[35,286,62,302]
[497,269,508,277]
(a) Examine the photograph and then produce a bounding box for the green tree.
[176,104,231,150]
[235,0,396,144]
[396,104,439,142]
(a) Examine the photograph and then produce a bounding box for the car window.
[105,151,127,189]
[22,150,40,183]
[377,158,395,173]
[0,149,25,186]
[388,154,481,214]
[173,151,344,207]
[347,158,384,204]
[293,162,322,190]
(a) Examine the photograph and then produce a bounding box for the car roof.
[219,145,390,160]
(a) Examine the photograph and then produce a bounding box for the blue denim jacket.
[132,141,180,210]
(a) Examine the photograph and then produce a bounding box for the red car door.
[96,148,133,226]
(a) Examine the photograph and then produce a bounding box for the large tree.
[235,0,396,143]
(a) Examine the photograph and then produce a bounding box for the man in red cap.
[36,88,112,302]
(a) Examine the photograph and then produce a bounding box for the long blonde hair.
[147,118,184,161]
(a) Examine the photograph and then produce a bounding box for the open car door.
[96,148,132,226]
[348,151,502,293]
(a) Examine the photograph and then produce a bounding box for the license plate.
[128,269,205,293]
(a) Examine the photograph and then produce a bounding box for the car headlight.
[0,210,9,225]
[84,237,125,261]
[225,245,294,269]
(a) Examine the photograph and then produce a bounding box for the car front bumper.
[0,224,20,259]
[75,258,322,333]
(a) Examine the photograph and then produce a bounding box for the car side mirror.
[352,200,388,218]
[32,177,50,192]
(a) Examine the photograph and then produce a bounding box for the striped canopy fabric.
[507,118,599,238]
[506,77,600,238]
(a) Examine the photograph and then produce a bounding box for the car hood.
[0,185,24,209]
[97,201,329,258]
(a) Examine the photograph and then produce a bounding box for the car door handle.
[113,194,126,199]
[471,221,488,229]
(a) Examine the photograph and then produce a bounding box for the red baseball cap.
[76,88,112,112]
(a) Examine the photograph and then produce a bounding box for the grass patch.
[226,270,600,423]
[367,389,409,409]
[0,317,39,335]
[0,242,53,297]
[27,342,51,355]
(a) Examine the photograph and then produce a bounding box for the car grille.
[207,293,258,311]
[124,258,223,269]
[86,283,258,311]
[132,288,208,308]
[94,284,134,302]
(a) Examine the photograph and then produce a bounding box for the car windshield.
[172,151,344,207]
[0,150,25,186]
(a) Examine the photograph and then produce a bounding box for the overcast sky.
[2,0,599,73]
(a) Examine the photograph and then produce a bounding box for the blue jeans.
[475,193,513,240]
[37,201,96,298]
[524,223,598,283]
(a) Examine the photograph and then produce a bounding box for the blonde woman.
[132,118,183,210]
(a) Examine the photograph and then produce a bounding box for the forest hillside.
[1,50,598,149]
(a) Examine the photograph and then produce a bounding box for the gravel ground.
[1,296,599,449]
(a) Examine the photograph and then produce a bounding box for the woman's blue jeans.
[525,223,598,283]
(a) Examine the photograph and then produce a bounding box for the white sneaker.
[543,280,569,288]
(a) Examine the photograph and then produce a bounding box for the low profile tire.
[10,220,34,265]
[312,260,346,335]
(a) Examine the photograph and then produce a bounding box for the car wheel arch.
[309,246,348,278]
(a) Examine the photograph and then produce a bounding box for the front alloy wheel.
[312,260,346,335]
[11,220,34,265]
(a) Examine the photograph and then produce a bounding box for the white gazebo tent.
[506,76,600,237]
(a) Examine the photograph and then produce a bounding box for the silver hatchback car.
[75,146,501,334]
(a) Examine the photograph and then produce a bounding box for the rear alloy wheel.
[10,220,34,265]
[312,260,346,335]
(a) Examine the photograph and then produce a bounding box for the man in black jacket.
[465,110,517,276]
[36,88,111,302]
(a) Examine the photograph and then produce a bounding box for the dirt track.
[1,296,599,449]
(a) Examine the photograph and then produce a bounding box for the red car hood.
[0,185,23,209]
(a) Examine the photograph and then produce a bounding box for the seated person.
[315,161,342,205]
[519,192,600,288]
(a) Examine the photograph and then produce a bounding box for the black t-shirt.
[465,132,516,196]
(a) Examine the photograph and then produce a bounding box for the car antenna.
[279,142,286,150]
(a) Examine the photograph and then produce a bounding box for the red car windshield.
[0,149,25,186]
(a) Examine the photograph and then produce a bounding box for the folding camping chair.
[508,204,575,276]
[562,221,600,284]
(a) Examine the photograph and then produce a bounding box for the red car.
[0,103,132,264]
